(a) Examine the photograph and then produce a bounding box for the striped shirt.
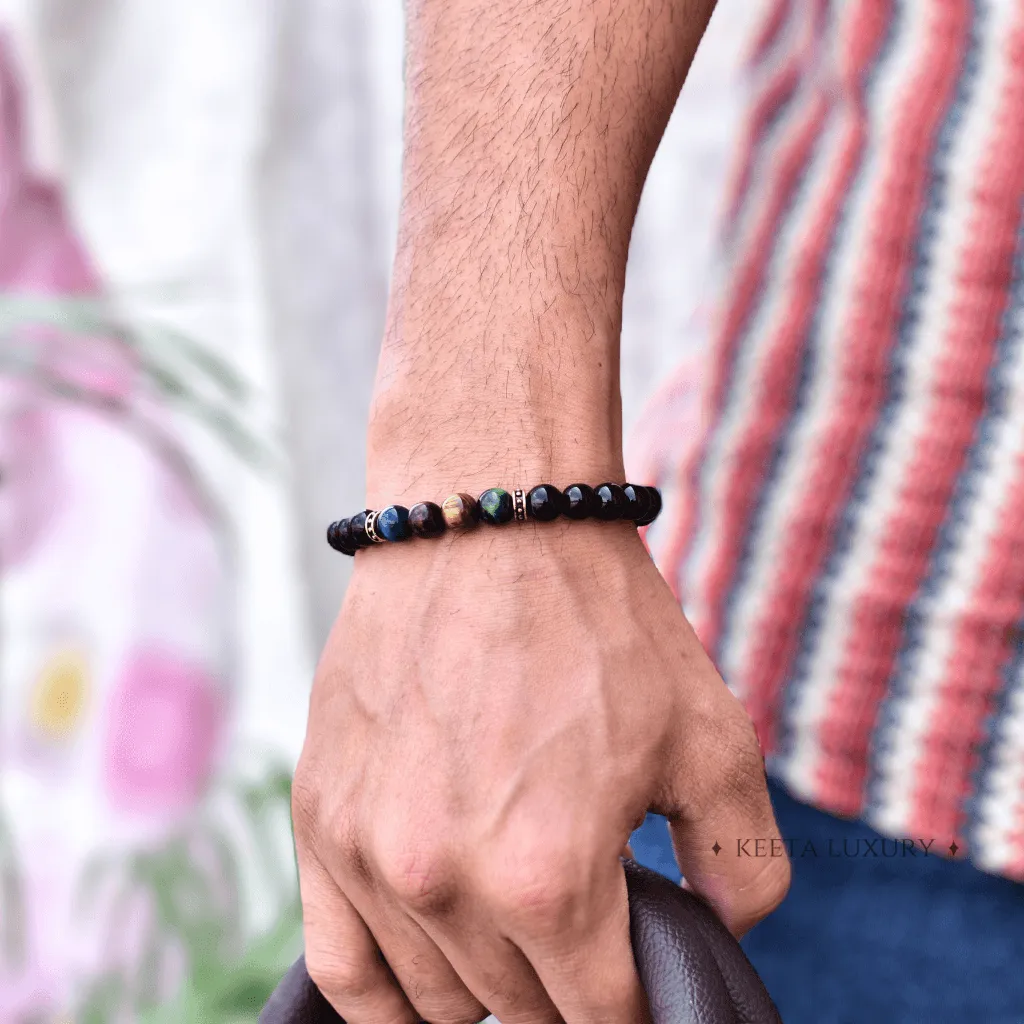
[639,0,1024,880]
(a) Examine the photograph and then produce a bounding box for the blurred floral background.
[0,0,764,1019]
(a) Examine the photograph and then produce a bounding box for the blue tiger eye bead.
[594,483,627,520]
[478,488,514,524]
[408,501,447,538]
[377,505,411,541]
[622,483,652,523]
[563,483,598,519]
[526,484,565,522]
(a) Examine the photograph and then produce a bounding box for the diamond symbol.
[712,841,722,856]
[949,841,959,857]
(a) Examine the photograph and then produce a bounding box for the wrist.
[367,233,628,504]
[346,510,650,608]
[365,400,625,508]
[366,341,625,506]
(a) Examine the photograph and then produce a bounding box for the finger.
[401,895,564,1024]
[662,694,790,937]
[298,849,418,1022]
[354,825,526,1021]
[368,831,574,1022]
[342,872,491,1024]
[411,836,643,1022]
[404,916,562,1024]
[500,851,650,1024]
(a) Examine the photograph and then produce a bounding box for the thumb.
[662,707,791,937]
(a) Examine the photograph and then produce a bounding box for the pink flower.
[102,649,224,816]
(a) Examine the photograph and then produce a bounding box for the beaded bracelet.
[326,483,662,556]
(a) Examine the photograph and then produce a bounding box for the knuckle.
[305,948,378,1005]
[719,713,766,796]
[686,698,766,816]
[492,857,580,935]
[411,1000,486,1024]
[328,815,375,887]
[376,841,456,915]
[387,960,487,1024]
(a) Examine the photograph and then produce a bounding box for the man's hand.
[293,524,788,1023]
[294,0,789,1018]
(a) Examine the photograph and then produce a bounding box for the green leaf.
[0,294,252,401]
[0,295,274,470]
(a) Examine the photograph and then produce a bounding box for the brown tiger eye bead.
[441,492,480,529]
[409,502,447,538]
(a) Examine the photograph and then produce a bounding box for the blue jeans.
[629,780,1024,1023]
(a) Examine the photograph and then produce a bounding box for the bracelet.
[326,483,662,557]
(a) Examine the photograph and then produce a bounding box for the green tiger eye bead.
[478,487,514,524]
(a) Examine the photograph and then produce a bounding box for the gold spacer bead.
[513,489,527,521]
[364,510,386,544]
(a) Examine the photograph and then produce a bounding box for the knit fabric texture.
[639,0,1024,880]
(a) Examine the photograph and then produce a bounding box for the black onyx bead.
[563,483,598,519]
[622,483,652,523]
[478,488,514,524]
[408,502,447,538]
[594,483,627,520]
[348,510,373,548]
[526,484,565,522]
[636,486,663,527]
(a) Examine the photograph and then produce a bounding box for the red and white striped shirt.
[639,0,1024,880]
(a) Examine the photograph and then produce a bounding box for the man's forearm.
[301,13,790,1019]
[367,0,716,503]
